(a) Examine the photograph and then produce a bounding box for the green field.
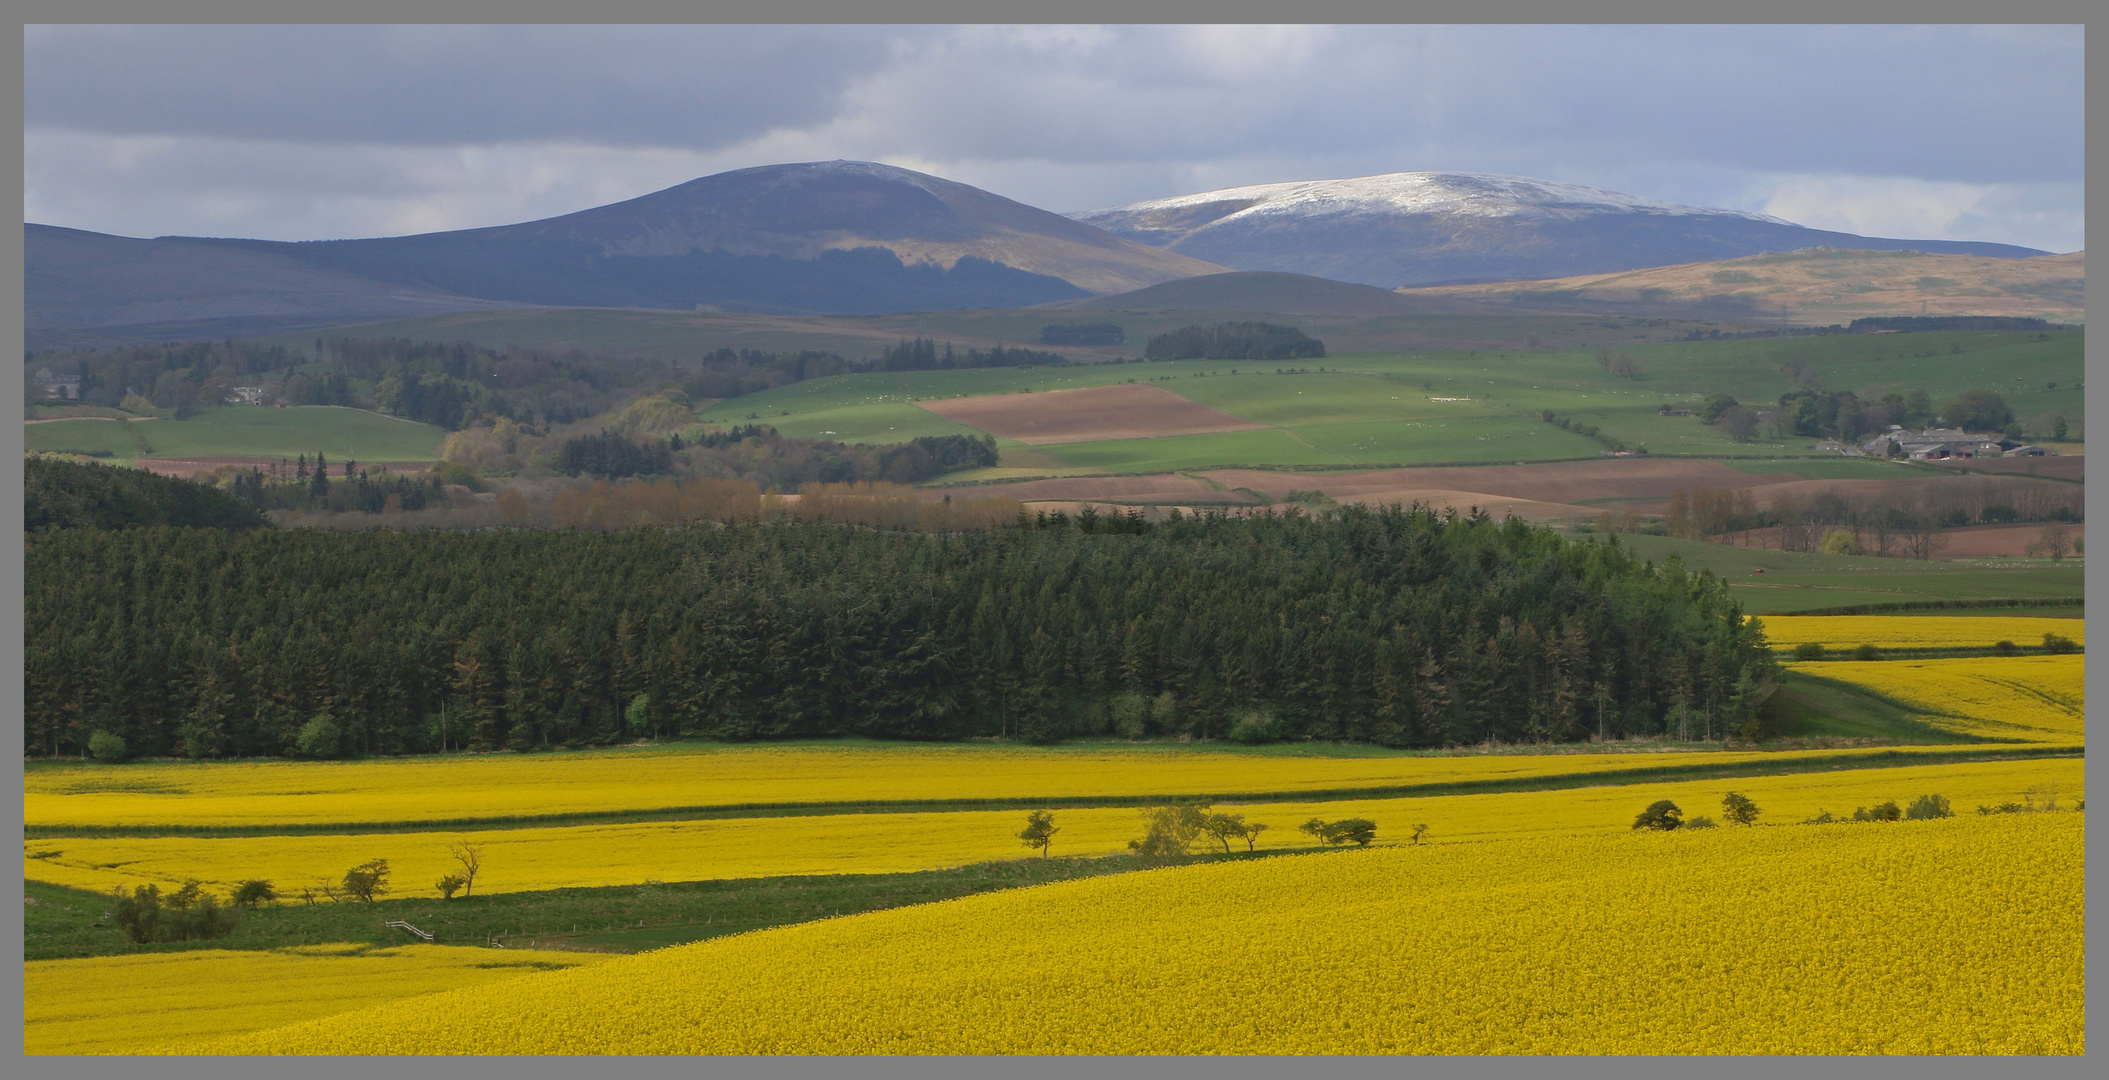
[24,407,447,464]
[685,329,2080,474]
[1596,534,2087,614]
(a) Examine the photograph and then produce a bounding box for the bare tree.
[448,842,483,898]
[2029,522,2073,561]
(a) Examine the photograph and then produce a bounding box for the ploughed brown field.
[917,384,1267,444]
[136,457,433,479]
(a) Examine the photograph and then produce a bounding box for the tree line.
[1144,322,1325,361]
[24,506,1777,760]
[877,339,1068,372]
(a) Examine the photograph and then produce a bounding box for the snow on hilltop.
[1075,171,1796,226]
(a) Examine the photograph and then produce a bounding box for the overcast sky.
[23,24,2086,252]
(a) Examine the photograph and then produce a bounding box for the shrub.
[1685,815,1718,829]
[1720,791,1761,826]
[1803,809,1837,824]
[1632,800,1683,831]
[87,730,128,763]
[436,873,467,899]
[295,714,342,759]
[1993,640,2019,656]
[1852,801,1902,822]
[1977,802,2027,815]
[1129,804,1209,858]
[112,882,239,943]
[1792,642,1826,661]
[1224,707,1280,743]
[1852,643,1880,661]
[1109,692,1151,740]
[1904,794,1953,821]
[2040,633,2078,655]
[1819,530,1861,556]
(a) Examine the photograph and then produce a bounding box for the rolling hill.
[1045,270,1495,316]
[1399,248,2085,324]
[26,161,1227,348]
[1073,171,2052,288]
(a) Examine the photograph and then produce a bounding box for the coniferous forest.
[24,506,1776,759]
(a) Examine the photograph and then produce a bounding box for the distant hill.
[1073,171,2052,288]
[26,161,1227,348]
[1046,271,1495,316]
[1400,248,2085,324]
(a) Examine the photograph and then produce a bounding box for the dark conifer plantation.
[24,507,1775,759]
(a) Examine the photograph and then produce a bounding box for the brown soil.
[936,474,1245,504]
[918,384,1267,444]
[1206,458,1801,506]
[1922,456,2084,481]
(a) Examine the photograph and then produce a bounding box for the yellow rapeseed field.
[178,812,2085,1055]
[25,943,611,1055]
[27,756,2079,897]
[1798,655,2085,744]
[1755,615,2083,651]
[22,741,1920,830]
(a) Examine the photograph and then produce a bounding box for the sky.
[23,24,2086,252]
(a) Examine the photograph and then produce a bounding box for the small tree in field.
[231,880,278,908]
[341,858,391,903]
[1633,800,1683,831]
[436,873,467,899]
[1202,812,1247,853]
[1239,821,1270,852]
[1325,819,1378,847]
[448,842,483,898]
[1410,824,1430,845]
[1298,818,1328,844]
[1017,810,1060,858]
[1721,792,1761,826]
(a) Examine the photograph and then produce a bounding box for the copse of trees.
[24,506,1778,759]
[25,457,268,531]
[1144,322,1324,361]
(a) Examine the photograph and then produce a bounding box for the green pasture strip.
[26,407,446,463]
[1771,645,2082,660]
[25,744,2072,840]
[1781,598,2084,617]
[1590,533,2085,614]
[1757,670,1994,745]
[25,850,1301,962]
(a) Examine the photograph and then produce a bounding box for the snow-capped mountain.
[1072,172,2047,288]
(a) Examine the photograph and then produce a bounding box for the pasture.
[22,406,446,465]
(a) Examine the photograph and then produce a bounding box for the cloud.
[23,25,2083,250]
[1750,175,2085,254]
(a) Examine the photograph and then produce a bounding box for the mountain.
[1072,172,2052,289]
[1400,248,2085,324]
[26,161,1227,348]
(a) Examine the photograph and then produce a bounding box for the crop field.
[21,608,2085,1056]
[1799,655,2085,744]
[1756,615,2084,650]
[24,754,2080,898]
[1600,534,2085,614]
[173,812,2082,1055]
[22,406,446,464]
[24,943,612,1055]
[24,739,1997,832]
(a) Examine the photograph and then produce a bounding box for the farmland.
[172,812,2083,1055]
[22,405,446,466]
[21,611,2086,1055]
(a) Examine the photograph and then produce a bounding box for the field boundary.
[26,744,2078,839]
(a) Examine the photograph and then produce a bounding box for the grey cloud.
[25,24,915,148]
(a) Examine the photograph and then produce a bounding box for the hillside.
[1402,248,2085,323]
[1073,171,2051,288]
[26,161,1227,348]
[24,225,527,350]
[1045,270,1495,316]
